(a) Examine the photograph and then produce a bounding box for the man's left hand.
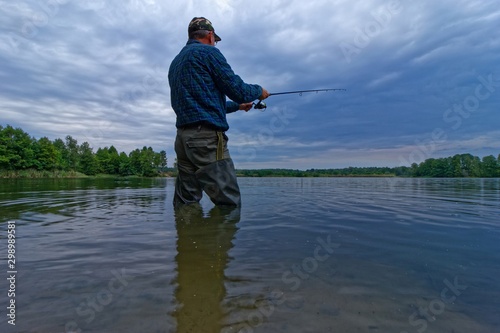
[239,102,254,112]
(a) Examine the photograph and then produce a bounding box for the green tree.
[497,154,500,176]
[409,163,419,176]
[78,142,97,175]
[448,154,481,177]
[481,155,498,177]
[65,135,80,171]
[0,125,36,170]
[34,137,59,170]
[108,146,120,174]
[118,152,131,176]
[95,147,110,174]
[430,157,453,177]
[0,125,12,169]
[140,146,157,177]
[52,138,68,170]
[451,154,463,177]
[155,150,168,171]
[129,149,142,175]
[416,158,434,177]
[461,154,481,177]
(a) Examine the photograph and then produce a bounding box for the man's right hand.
[259,87,270,100]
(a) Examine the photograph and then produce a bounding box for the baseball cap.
[188,17,221,42]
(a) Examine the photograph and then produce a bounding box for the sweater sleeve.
[208,49,263,104]
[226,101,240,113]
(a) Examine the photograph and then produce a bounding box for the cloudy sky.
[1,0,499,169]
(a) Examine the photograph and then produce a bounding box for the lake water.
[0,177,499,333]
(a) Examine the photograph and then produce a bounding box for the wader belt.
[216,131,224,161]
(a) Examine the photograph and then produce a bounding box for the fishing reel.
[253,101,267,111]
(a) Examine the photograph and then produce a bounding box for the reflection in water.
[173,204,240,333]
[1,178,498,332]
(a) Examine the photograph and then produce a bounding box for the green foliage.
[0,125,167,177]
[33,137,60,170]
[236,167,404,178]
[481,155,499,177]
[79,142,98,175]
[65,135,80,171]
[412,154,492,178]
[1,124,499,178]
[0,125,37,170]
[236,154,500,178]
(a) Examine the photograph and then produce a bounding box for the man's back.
[169,39,262,131]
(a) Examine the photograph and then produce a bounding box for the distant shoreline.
[2,125,498,179]
[0,170,153,179]
[1,169,498,179]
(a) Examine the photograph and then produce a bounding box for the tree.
[451,154,464,177]
[139,146,157,177]
[52,138,68,170]
[447,154,481,177]
[461,154,481,177]
[78,142,97,175]
[95,147,110,174]
[118,152,131,176]
[0,125,12,169]
[410,163,419,176]
[129,149,142,175]
[0,125,36,170]
[155,150,168,171]
[34,137,59,170]
[108,146,120,174]
[65,135,80,171]
[481,155,498,177]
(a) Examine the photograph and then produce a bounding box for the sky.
[1,0,499,169]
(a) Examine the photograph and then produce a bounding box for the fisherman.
[169,17,270,207]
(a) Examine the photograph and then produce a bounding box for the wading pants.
[173,124,241,207]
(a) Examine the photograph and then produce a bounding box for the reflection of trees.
[173,205,240,333]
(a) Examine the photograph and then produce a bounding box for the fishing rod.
[253,88,346,110]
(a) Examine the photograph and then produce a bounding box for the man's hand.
[259,87,270,100]
[239,102,254,112]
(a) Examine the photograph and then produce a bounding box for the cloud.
[1,0,499,168]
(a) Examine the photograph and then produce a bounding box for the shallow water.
[0,177,499,333]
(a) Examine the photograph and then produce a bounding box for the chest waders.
[174,127,241,207]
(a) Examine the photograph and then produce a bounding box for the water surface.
[0,177,499,332]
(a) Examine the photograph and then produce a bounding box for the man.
[169,17,270,207]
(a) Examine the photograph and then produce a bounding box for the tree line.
[410,153,499,177]
[2,125,499,178]
[0,125,167,177]
[236,153,500,178]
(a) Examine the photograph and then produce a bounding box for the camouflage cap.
[188,17,221,42]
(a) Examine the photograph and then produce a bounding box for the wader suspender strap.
[216,131,224,161]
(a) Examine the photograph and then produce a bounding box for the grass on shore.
[0,169,177,179]
[0,169,88,179]
[1,169,398,179]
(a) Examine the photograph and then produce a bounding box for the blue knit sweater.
[168,40,262,131]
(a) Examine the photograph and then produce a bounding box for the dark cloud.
[1,0,499,168]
